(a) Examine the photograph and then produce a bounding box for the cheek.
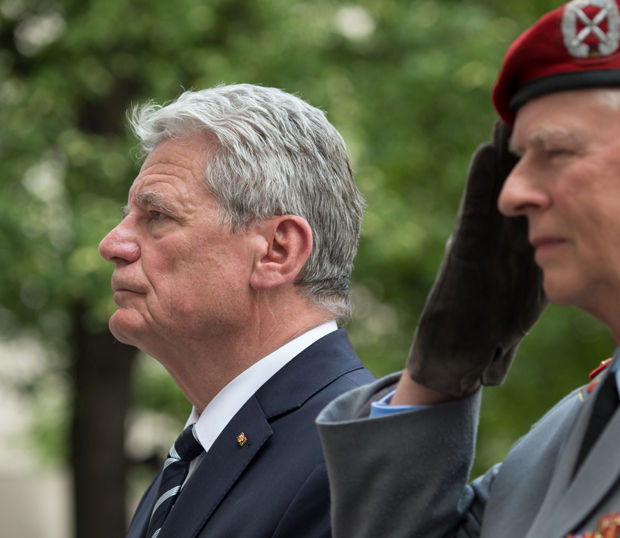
[151,247,220,313]
[143,231,252,318]
[140,242,195,315]
[554,185,620,274]
[553,171,602,235]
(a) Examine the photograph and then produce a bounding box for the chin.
[108,309,144,347]
[542,275,585,308]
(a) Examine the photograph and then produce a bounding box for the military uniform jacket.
[317,359,620,538]
[127,329,375,538]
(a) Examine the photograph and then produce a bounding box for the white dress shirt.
[182,320,338,481]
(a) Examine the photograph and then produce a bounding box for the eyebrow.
[122,191,182,219]
[509,127,581,154]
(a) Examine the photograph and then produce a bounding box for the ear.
[249,215,313,291]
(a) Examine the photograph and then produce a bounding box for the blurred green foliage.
[0,0,614,480]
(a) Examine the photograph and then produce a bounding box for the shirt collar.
[185,320,338,452]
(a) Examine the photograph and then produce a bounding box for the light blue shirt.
[370,348,620,419]
[369,390,429,417]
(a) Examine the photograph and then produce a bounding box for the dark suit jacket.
[127,328,375,538]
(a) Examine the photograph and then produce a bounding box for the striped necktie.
[146,424,205,538]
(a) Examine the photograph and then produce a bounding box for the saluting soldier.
[317,1,620,537]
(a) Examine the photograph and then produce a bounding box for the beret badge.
[562,0,620,58]
[493,0,620,126]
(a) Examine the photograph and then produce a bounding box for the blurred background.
[0,0,614,536]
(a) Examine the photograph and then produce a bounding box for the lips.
[111,277,145,294]
[111,281,146,308]
[530,236,566,258]
[530,236,565,248]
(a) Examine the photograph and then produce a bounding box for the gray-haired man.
[99,84,374,538]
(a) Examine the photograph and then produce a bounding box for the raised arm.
[395,120,547,405]
[318,121,548,538]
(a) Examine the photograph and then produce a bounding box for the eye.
[541,147,576,164]
[150,210,167,222]
[545,139,579,156]
[548,148,570,156]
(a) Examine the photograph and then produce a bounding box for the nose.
[99,220,140,265]
[497,159,551,217]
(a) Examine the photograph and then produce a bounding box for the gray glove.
[406,120,548,397]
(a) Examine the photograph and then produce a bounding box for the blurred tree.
[0,0,614,535]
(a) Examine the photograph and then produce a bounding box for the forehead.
[129,136,212,202]
[513,89,618,138]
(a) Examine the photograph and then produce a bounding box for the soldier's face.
[498,89,620,323]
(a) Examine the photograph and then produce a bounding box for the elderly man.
[317,1,620,537]
[98,84,374,538]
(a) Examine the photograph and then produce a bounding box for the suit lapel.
[126,473,161,538]
[158,396,273,538]
[526,366,620,538]
[153,329,365,538]
[255,328,364,419]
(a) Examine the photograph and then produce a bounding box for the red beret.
[492,0,620,126]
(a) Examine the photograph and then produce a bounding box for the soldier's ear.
[249,215,313,291]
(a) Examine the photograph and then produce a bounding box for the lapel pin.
[237,433,248,447]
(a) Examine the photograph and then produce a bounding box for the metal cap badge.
[562,0,620,58]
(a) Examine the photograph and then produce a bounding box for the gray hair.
[129,84,364,324]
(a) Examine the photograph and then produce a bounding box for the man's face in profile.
[498,89,620,318]
[99,135,256,358]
